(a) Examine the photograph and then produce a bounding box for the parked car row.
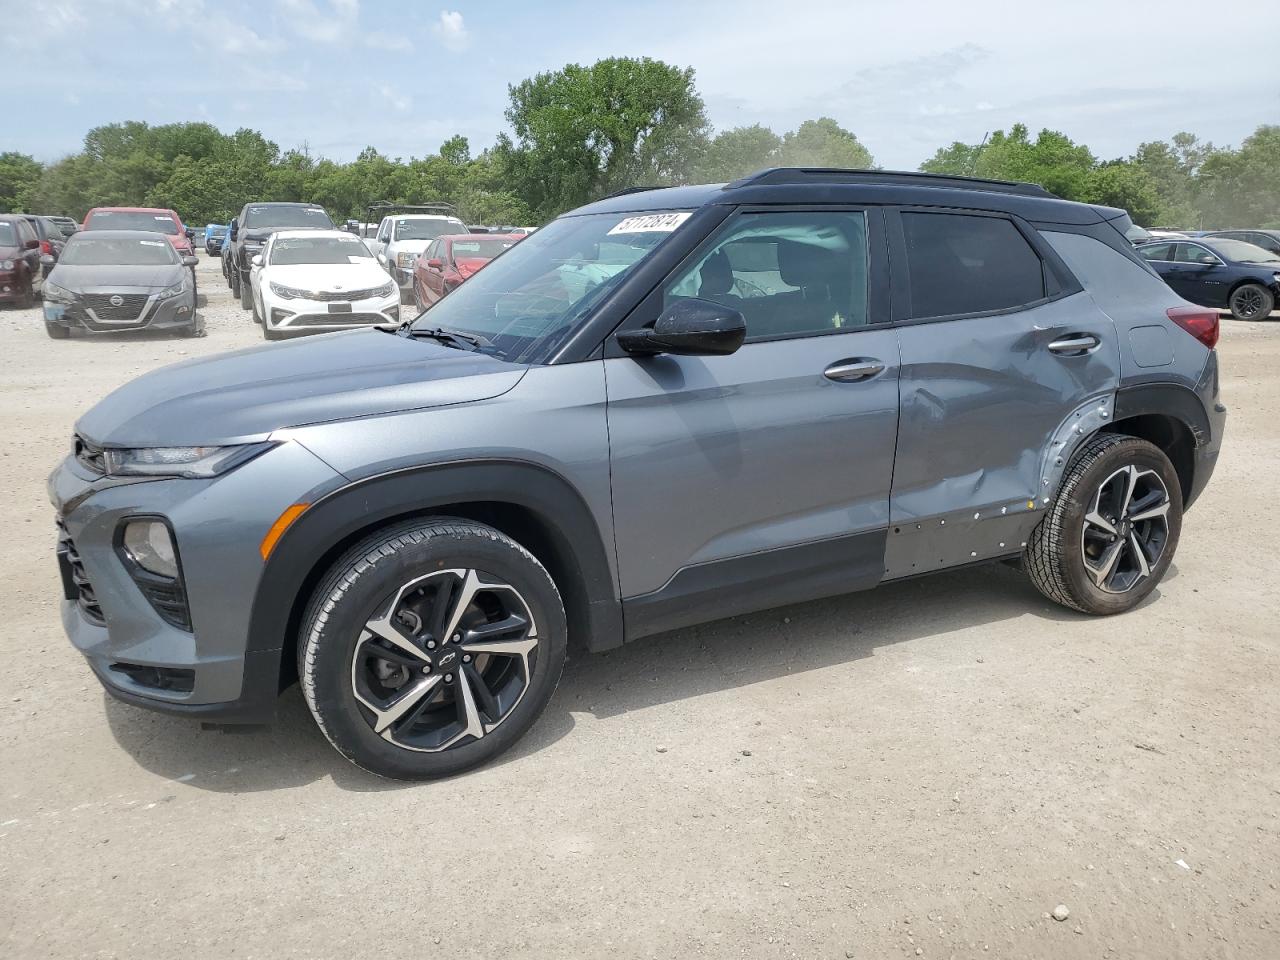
[1136,234,1280,320]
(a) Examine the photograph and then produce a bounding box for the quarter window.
[664,211,869,341]
[903,212,1046,319]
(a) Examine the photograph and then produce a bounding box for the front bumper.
[263,289,400,332]
[49,440,343,721]
[0,271,27,302]
[44,287,197,334]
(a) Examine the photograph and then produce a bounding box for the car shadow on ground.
[103,559,1167,794]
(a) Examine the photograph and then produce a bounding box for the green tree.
[1197,125,1280,228]
[0,152,42,212]
[697,124,782,181]
[921,124,1094,199]
[496,56,710,220]
[777,118,874,169]
[440,135,471,166]
[1081,161,1162,226]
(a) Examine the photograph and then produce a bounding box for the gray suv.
[49,169,1226,779]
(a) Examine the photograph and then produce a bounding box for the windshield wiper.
[397,323,490,351]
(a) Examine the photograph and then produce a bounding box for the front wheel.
[1026,434,1181,615]
[1229,283,1274,321]
[300,519,567,780]
[238,272,252,309]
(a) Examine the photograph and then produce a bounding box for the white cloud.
[379,85,412,113]
[432,10,469,52]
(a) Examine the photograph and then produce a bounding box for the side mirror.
[1198,256,1217,266]
[616,297,747,357]
[251,254,263,267]
[377,252,388,263]
[426,257,444,270]
[228,219,238,240]
[181,255,199,267]
[40,254,55,267]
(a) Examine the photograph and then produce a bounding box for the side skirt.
[622,530,886,643]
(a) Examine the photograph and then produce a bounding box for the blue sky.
[5,0,1278,170]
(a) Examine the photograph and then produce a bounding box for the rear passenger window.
[664,211,868,341]
[903,212,1045,319]
[1138,243,1174,262]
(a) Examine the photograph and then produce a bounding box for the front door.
[605,208,901,638]
[1164,242,1228,307]
[885,208,1121,577]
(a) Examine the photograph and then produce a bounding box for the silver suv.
[49,169,1226,779]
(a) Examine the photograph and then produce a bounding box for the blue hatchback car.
[1138,236,1280,320]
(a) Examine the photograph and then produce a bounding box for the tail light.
[40,240,51,255]
[1167,306,1219,349]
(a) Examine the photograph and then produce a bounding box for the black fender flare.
[1112,382,1212,447]
[243,459,623,668]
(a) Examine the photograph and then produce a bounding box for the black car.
[1202,229,1280,258]
[226,202,335,309]
[1138,236,1280,320]
[41,216,80,240]
[19,215,66,275]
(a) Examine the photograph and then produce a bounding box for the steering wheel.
[731,276,769,299]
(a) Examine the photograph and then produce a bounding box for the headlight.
[1,259,13,270]
[269,281,310,300]
[121,519,179,578]
[102,442,275,478]
[153,280,187,301]
[396,252,417,268]
[375,281,395,298]
[43,280,75,302]
[1273,273,1280,284]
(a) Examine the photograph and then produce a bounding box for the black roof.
[577,167,1120,226]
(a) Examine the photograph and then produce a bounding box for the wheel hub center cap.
[433,648,460,671]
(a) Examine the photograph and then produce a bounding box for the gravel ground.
[1,254,1278,959]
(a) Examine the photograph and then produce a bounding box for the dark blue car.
[204,223,228,256]
[1138,236,1280,320]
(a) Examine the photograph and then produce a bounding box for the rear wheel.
[230,267,241,299]
[1026,434,1181,615]
[299,519,567,780]
[1229,283,1273,321]
[238,272,252,309]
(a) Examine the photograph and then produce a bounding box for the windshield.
[207,224,227,236]
[61,236,179,266]
[452,237,516,260]
[410,209,691,364]
[243,205,333,229]
[394,218,465,241]
[271,235,373,265]
[86,211,179,235]
[1210,238,1280,263]
[0,223,16,247]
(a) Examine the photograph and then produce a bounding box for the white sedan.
[249,230,401,340]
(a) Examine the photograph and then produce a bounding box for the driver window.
[1174,243,1217,264]
[378,220,391,243]
[663,211,868,341]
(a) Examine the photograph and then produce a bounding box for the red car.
[0,214,45,307]
[82,206,196,260]
[412,233,520,309]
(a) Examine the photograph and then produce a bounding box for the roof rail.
[602,185,657,200]
[364,200,458,219]
[725,168,1056,199]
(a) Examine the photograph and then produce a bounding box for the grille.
[307,286,389,302]
[82,293,149,322]
[74,435,106,474]
[56,519,105,625]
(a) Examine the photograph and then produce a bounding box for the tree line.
[1,56,1277,229]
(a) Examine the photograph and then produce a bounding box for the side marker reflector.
[260,503,310,560]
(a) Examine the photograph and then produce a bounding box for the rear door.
[605,207,901,636]
[885,208,1120,577]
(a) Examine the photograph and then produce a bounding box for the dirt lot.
[0,255,1277,959]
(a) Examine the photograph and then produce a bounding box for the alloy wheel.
[1231,286,1267,320]
[1080,465,1172,594]
[350,568,539,752]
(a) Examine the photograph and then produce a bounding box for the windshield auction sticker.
[607,212,691,235]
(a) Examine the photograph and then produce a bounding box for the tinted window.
[269,235,373,265]
[665,211,869,340]
[1174,243,1219,264]
[85,211,180,235]
[903,212,1045,318]
[0,223,17,246]
[242,205,333,229]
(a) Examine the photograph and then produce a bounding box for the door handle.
[824,358,885,382]
[1047,334,1100,355]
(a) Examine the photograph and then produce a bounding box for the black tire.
[299,518,567,780]
[1229,283,1274,321]
[44,322,70,339]
[251,289,263,325]
[1026,434,1182,615]
[238,272,252,309]
[230,268,241,299]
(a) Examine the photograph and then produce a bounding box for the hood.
[242,225,328,242]
[265,261,386,290]
[76,328,529,447]
[390,239,433,255]
[51,263,184,291]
